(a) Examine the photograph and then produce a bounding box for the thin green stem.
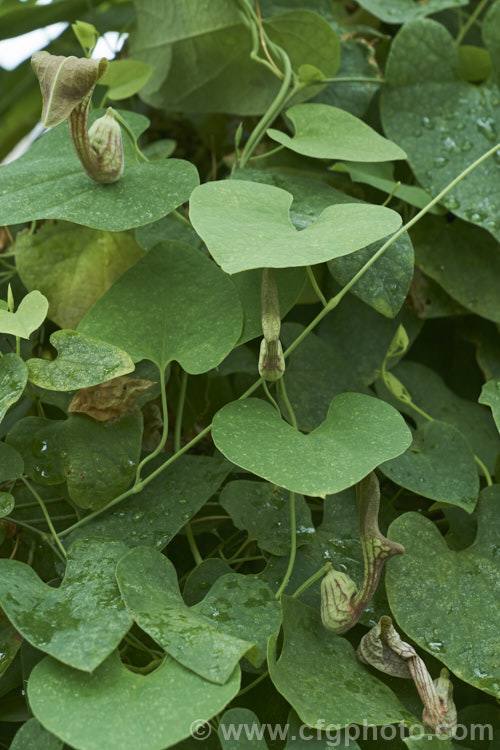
[172,209,194,230]
[275,492,296,599]
[456,0,491,44]
[239,48,293,168]
[236,671,269,698]
[174,368,188,453]
[21,477,67,559]
[262,381,281,413]
[250,144,285,161]
[135,366,168,482]
[278,378,298,430]
[306,266,327,307]
[6,516,66,564]
[113,110,149,162]
[474,455,493,486]
[292,563,331,600]
[185,523,203,566]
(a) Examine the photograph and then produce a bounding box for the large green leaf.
[268,596,412,728]
[15,221,145,329]
[0,538,131,672]
[11,719,63,750]
[189,180,402,274]
[79,242,243,372]
[7,413,142,509]
[380,421,479,512]
[67,454,231,548]
[212,393,411,496]
[116,548,254,684]
[117,548,281,682]
[381,8,500,241]
[220,480,314,555]
[27,330,134,391]
[0,110,199,231]
[0,290,48,339]
[28,651,240,750]
[235,168,413,315]
[375,361,500,473]
[386,486,500,699]
[0,354,28,424]
[356,0,467,23]
[267,103,406,161]
[131,3,339,115]
[411,216,500,324]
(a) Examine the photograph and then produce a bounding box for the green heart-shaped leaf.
[100,59,153,100]
[189,180,402,274]
[381,9,500,241]
[386,486,500,699]
[79,242,243,372]
[0,110,199,231]
[268,596,412,728]
[28,651,240,750]
[15,221,145,330]
[380,421,479,512]
[0,291,48,339]
[116,547,280,683]
[116,547,252,684]
[0,354,27,423]
[0,538,132,671]
[212,393,412,496]
[235,168,413,316]
[7,413,142,509]
[11,718,63,750]
[67,454,231,548]
[267,103,406,162]
[27,330,134,391]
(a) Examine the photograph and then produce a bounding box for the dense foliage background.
[0,0,499,748]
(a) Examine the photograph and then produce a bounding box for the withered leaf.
[68,376,156,422]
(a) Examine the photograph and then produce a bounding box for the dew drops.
[132,511,144,523]
[445,197,459,210]
[421,116,433,129]
[433,156,448,168]
[476,117,497,141]
[461,140,473,152]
